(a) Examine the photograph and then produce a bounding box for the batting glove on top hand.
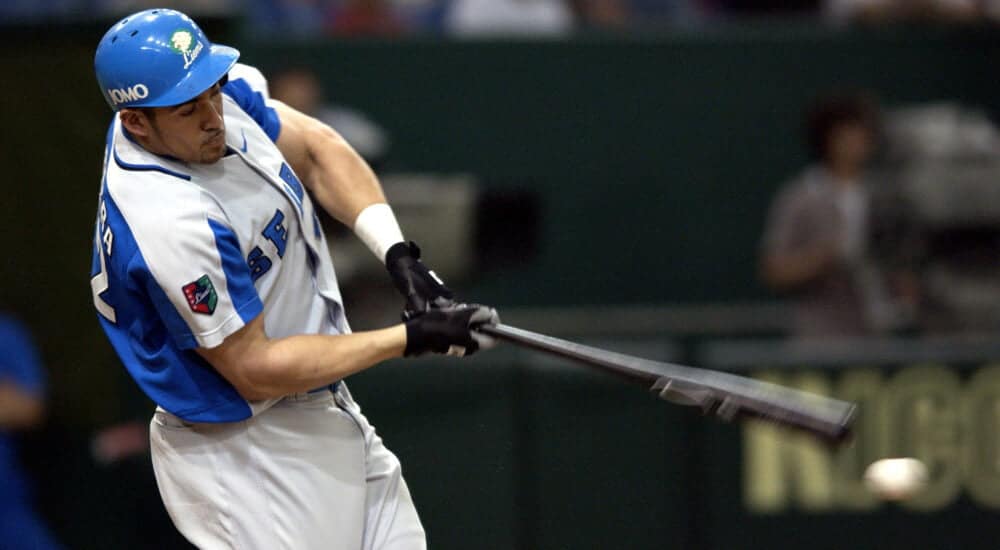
[404,304,500,357]
[385,241,455,320]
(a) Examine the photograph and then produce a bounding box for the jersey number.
[91,200,117,323]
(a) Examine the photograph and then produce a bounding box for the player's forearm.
[235,325,407,401]
[201,305,496,401]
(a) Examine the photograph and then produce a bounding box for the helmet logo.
[107,84,150,106]
[169,29,204,69]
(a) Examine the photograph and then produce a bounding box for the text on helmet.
[107,84,150,106]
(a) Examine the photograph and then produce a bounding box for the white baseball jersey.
[90,64,349,422]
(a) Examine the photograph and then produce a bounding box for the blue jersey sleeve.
[0,315,45,396]
[223,78,281,142]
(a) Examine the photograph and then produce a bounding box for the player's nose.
[199,99,224,130]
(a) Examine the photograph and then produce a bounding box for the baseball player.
[90,9,497,549]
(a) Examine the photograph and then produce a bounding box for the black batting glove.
[386,241,455,319]
[404,304,500,357]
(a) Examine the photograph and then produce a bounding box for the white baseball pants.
[149,383,426,550]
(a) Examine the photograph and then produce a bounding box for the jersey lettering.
[247,246,272,282]
[91,199,117,323]
[103,226,114,256]
[262,209,288,258]
[248,209,288,281]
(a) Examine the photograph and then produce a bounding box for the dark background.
[2,21,1000,550]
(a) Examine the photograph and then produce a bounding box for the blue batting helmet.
[94,9,239,111]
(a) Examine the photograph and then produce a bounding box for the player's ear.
[119,108,154,138]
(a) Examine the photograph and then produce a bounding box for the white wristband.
[353,203,405,264]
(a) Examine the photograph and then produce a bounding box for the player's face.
[144,81,228,164]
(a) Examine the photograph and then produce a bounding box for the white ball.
[863,458,928,500]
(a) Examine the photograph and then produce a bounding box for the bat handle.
[477,323,509,336]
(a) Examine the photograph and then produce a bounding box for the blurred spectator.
[823,0,995,24]
[248,0,330,37]
[269,66,391,167]
[0,0,78,21]
[759,93,913,339]
[570,0,707,28]
[629,0,705,24]
[709,0,820,15]
[327,0,407,36]
[0,313,63,549]
[97,0,238,17]
[445,0,575,37]
[572,0,631,28]
[391,0,449,32]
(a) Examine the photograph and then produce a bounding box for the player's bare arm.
[198,306,497,401]
[196,315,406,401]
[271,100,384,227]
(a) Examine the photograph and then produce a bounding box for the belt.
[307,381,340,394]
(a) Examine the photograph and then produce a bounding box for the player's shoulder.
[223,63,282,142]
[104,125,218,226]
[229,63,269,95]
[224,63,271,102]
[103,116,191,180]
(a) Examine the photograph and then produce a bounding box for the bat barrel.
[479,323,858,445]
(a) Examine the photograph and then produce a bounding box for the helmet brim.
[141,44,240,108]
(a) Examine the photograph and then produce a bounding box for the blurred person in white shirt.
[445,0,575,36]
[760,93,916,338]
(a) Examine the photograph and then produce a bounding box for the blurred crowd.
[6,0,1000,33]
[257,0,1000,37]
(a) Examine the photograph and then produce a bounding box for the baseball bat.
[478,323,856,444]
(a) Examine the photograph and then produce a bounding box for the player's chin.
[199,143,227,164]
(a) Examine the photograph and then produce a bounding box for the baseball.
[863,458,928,500]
